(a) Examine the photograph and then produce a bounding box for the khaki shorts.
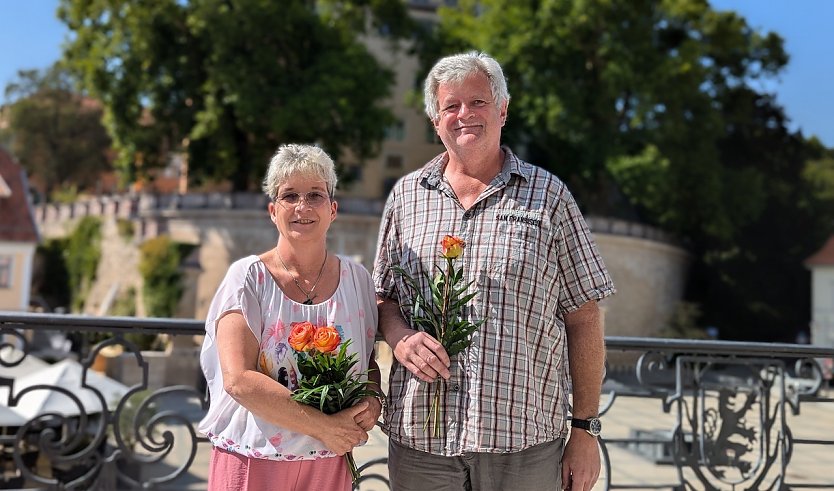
[388,438,566,491]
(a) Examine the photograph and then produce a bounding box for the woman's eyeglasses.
[276,191,330,207]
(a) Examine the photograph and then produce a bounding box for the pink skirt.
[207,446,352,491]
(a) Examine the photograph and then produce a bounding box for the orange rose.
[311,325,341,353]
[288,321,315,352]
[441,235,465,259]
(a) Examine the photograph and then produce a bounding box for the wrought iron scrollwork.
[667,357,788,490]
[1,330,208,490]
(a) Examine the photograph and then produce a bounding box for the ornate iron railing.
[1,312,833,490]
[0,313,209,490]
[601,338,834,490]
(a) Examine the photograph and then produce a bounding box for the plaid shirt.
[373,146,615,456]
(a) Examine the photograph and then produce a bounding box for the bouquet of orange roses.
[391,235,484,437]
[287,321,377,483]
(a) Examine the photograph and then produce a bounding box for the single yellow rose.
[441,235,465,259]
[311,325,341,353]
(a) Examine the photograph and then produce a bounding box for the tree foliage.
[139,236,192,318]
[32,239,71,312]
[65,216,103,312]
[1,65,112,200]
[58,0,412,191]
[689,89,827,340]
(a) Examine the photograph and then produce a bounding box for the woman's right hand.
[315,402,370,455]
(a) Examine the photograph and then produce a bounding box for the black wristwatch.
[571,416,602,437]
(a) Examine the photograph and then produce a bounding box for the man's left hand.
[353,395,383,432]
[561,431,601,490]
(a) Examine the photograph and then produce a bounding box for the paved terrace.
[1,312,833,490]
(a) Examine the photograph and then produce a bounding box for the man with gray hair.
[373,51,615,490]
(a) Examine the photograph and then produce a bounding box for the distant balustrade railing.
[33,193,385,225]
[586,215,679,245]
[1,311,833,490]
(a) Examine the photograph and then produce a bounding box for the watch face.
[589,418,602,436]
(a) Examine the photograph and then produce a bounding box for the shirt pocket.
[488,222,540,278]
[475,223,542,328]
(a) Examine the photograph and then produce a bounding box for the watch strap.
[571,418,592,430]
[570,416,601,436]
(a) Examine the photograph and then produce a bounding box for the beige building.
[0,147,39,311]
[338,3,447,199]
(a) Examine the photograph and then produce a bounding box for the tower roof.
[805,235,834,267]
[0,147,39,243]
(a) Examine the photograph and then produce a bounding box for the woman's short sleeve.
[205,257,264,341]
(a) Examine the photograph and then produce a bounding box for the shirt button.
[452,384,460,392]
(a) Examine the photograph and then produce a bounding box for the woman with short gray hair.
[199,143,383,490]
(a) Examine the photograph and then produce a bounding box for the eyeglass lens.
[278,192,328,206]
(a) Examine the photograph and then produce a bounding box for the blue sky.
[1,1,832,147]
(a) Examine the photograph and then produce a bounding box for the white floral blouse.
[198,254,377,461]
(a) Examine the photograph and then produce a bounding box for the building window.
[343,165,363,182]
[385,120,406,141]
[0,256,11,289]
[385,155,403,169]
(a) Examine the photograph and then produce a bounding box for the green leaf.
[451,291,479,311]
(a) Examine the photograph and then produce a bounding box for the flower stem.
[440,257,453,343]
[433,379,441,438]
[345,451,360,484]
[422,379,444,437]
[430,257,453,439]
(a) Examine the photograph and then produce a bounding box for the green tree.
[803,139,834,205]
[1,65,112,200]
[139,236,195,318]
[58,0,412,191]
[65,216,103,312]
[688,89,825,341]
[32,239,71,311]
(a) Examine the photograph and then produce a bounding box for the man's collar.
[496,146,532,184]
[420,153,448,188]
[420,145,531,188]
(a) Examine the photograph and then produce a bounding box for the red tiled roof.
[805,235,834,266]
[0,147,39,243]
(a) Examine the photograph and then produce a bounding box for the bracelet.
[374,393,388,411]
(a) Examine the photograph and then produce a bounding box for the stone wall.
[594,230,690,337]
